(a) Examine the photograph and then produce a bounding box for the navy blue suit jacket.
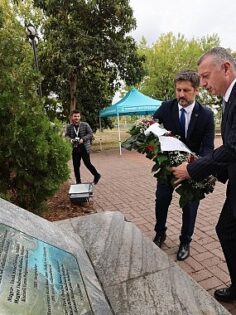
[153,99,215,156]
[188,84,236,216]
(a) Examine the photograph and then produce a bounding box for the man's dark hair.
[71,109,80,115]
[175,70,200,88]
[197,46,236,70]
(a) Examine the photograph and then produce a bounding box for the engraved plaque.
[0,223,93,314]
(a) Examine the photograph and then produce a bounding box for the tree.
[32,0,145,130]
[0,0,70,212]
[137,32,220,101]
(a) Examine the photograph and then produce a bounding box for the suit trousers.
[216,183,236,288]
[72,145,99,183]
[155,182,199,244]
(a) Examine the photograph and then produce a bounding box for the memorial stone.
[0,196,232,315]
[57,211,231,315]
[0,198,112,315]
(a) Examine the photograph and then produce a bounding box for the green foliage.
[31,0,145,130]
[137,32,220,101]
[0,7,3,28]
[176,177,215,208]
[198,87,222,125]
[0,2,70,212]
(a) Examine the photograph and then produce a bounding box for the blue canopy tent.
[99,88,162,154]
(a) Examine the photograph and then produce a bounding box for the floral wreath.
[122,118,216,208]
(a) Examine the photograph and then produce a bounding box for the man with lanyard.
[65,110,101,185]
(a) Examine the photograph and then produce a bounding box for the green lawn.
[92,128,130,151]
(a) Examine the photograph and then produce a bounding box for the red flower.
[188,154,197,163]
[164,131,176,137]
[141,119,155,126]
[146,145,155,152]
[148,120,155,125]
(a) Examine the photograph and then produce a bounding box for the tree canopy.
[32,0,145,129]
[137,32,220,102]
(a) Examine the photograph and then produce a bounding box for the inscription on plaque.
[0,223,93,314]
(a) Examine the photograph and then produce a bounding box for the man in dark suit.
[65,110,101,184]
[172,47,236,302]
[153,70,215,261]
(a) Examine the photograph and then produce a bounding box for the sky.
[129,0,236,50]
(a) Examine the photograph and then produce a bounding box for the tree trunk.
[69,73,77,112]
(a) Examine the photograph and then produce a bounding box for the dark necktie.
[222,99,227,114]
[221,100,228,137]
[180,108,186,137]
[222,99,230,127]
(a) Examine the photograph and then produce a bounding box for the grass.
[92,128,130,151]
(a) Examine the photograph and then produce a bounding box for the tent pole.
[117,113,122,155]
[99,116,102,151]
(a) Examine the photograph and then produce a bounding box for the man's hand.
[171,162,191,185]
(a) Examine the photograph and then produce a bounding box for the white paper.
[144,122,168,136]
[159,135,192,153]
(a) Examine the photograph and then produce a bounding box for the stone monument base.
[56,211,231,315]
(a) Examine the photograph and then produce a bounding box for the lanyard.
[73,126,80,137]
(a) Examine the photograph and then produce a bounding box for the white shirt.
[178,102,195,137]
[224,78,236,102]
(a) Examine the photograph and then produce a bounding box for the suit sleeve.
[153,102,165,122]
[199,108,215,156]
[187,108,236,180]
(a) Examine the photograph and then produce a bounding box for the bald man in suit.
[172,47,236,302]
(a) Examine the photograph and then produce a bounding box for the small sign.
[0,223,93,315]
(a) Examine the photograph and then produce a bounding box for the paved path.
[74,139,236,314]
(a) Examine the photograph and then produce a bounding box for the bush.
[0,6,71,213]
[0,98,71,212]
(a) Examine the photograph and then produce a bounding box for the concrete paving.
[73,137,236,314]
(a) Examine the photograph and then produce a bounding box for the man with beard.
[172,48,236,302]
[65,110,101,185]
[153,70,215,261]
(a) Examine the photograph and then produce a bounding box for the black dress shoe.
[214,286,236,302]
[177,243,190,261]
[94,174,101,185]
[153,234,166,248]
